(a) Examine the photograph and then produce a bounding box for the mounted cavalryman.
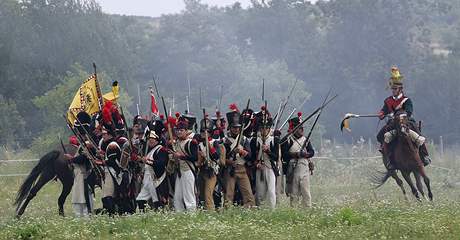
[376,66,431,172]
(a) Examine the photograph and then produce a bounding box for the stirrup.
[422,156,431,166]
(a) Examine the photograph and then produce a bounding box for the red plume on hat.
[102,101,114,124]
[165,116,177,132]
[229,103,239,113]
[102,101,123,130]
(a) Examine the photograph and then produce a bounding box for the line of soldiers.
[64,101,316,216]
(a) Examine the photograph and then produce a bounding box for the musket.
[59,135,67,154]
[279,95,309,130]
[202,108,211,167]
[119,106,135,167]
[162,96,179,175]
[299,90,332,176]
[137,83,142,115]
[171,94,175,116]
[279,94,338,144]
[63,114,104,181]
[280,108,296,130]
[262,78,265,102]
[186,96,190,114]
[230,99,251,153]
[218,85,223,111]
[264,101,281,176]
[153,75,162,116]
[272,100,284,130]
[153,76,161,100]
[199,88,202,110]
[301,88,332,153]
[275,78,298,130]
[69,111,99,148]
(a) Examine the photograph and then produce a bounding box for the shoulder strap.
[395,97,409,111]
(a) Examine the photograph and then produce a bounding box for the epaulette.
[191,138,198,145]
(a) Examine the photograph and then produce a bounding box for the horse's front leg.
[413,171,426,200]
[391,172,408,201]
[401,171,420,201]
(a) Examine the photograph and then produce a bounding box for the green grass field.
[1,147,460,239]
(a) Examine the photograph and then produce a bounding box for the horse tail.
[14,150,60,206]
[370,170,393,189]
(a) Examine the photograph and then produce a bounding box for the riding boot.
[382,143,395,174]
[102,197,115,216]
[419,144,432,166]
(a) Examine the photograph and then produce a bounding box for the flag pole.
[92,62,104,111]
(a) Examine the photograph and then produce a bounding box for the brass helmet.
[388,66,404,89]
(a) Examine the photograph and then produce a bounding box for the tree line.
[1,0,459,155]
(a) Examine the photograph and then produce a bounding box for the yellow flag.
[67,75,101,124]
[102,81,120,103]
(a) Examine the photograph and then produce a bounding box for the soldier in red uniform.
[376,66,431,171]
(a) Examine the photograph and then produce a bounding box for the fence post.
[439,136,444,160]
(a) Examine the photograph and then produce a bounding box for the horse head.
[392,110,410,136]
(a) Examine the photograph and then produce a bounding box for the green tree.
[0,96,25,147]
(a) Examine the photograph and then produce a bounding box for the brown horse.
[372,110,433,201]
[14,144,78,218]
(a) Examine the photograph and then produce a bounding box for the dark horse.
[373,110,433,201]
[14,144,77,218]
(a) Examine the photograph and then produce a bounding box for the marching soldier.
[136,120,169,211]
[99,127,124,215]
[251,107,279,208]
[171,117,199,212]
[65,111,96,217]
[281,113,315,207]
[197,115,224,210]
[211,110,226,140]
[222,104,255,207]
[377,66,431,172]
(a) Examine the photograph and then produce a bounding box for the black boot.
[137,200,146,213]
[419,144,432,166]
[102,197,115,216]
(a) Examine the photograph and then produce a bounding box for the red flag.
[150,88,159,115]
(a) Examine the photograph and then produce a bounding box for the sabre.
[340,113,380,132]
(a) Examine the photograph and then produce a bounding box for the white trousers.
[255,166,276,208]
[290,160,312,208]
[136,170,159,202]
[72,200,93,218]
[174,170,196,212]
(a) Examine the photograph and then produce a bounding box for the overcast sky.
[96,0,253,17]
